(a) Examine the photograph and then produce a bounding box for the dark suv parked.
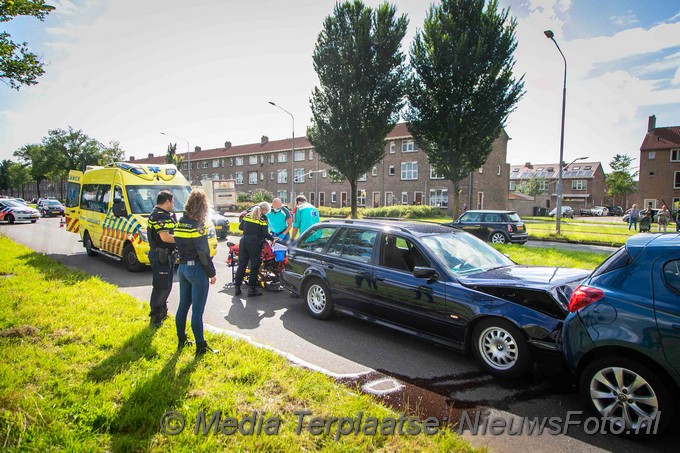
[283,220,588,378]
[562,233,680,437]
[445,210,528,244]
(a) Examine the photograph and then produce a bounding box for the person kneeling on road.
[234,201,277,297]
[173,189,218,357]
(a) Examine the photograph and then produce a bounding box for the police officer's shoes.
[248,287,263,297]
[195,341,219,357]
[178,338,194,350]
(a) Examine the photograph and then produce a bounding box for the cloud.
[610,10,639,27]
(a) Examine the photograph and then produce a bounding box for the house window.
[278,152,287,163]
[429,189,448,207]
[322,170,327,178]
[357,189,366,206]
[401,162,418,180]
[401,192,408,204]
[277,169,287,184]
[294,150,305,161]
[650,172,655,177]
[212,159,220,168]
[260,172,264,181]
[248,155,257,165]
[212,173,219,179]
[277,190,288,203]
[671,149,680,162]
[182,163,188,170]
[358,173,367,182]
[512,168,519,172]
[509,181,516,191]
[269,154,275,164]
[200,174,208,181]
[572,166,580,170]
[202,161,208,169]
[235,157,244,166]
[248,171,258,184]
[547,167,554,172]
[389,165,395,176]
[401,140,418,153]
[385,191,394,206]
[235,172,244,185]
[331,192,337,203]
[478,166,483,174]
[675,171,680,189]
[294,168,305,183]
[318,192,325,206]
[430,166,444,179]
[309,150,314,160]
[371,166,378,177]
[571,180,587,190]
[539,180,548,191]
[270,172,274,180]
[583,165,592,170]
[497,165,501,176]
[389,141,396,154]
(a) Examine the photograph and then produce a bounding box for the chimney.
[261,135,268,145]
[194,146,201,152]
[129,156,135,162]
[524,162,533,169]
[648,115,656,132]
[147,153,154,159]
[224,141,232,149]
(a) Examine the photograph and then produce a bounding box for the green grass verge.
[0,236,475,452]
[492,244,610,269]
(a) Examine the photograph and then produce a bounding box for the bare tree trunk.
[36,180,41,199]
[349,179,357,219]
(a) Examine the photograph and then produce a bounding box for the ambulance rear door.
[65,170,82,233]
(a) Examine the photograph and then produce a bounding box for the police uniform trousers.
[149,247,174,322]
[234,235,264,288]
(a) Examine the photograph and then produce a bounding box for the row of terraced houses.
[8,117,679,215]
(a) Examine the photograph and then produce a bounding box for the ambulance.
[65,162,218,271]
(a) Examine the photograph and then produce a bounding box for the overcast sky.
[2,0,680,172]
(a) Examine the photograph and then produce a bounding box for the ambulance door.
[106,184,128,257]
[65,171,82,233]
[98,182,118,255]
[88,183,111,250]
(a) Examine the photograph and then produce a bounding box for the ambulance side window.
[98,185,111,213]
[80,185,98,211]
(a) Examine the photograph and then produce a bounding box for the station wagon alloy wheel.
[472,319,530,378]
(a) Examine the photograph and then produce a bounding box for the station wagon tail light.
[568,285,604,312]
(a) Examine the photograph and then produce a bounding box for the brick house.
[132,123,510,214]
[508,161,607,216]
[638,115,680,213]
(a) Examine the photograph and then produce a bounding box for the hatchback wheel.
[472,318,531,378]
[489,231,508,244]
[304,279,334,320]
[580,357,674,437]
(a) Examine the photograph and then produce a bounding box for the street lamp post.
[544,30,568,234]
[160,132,191,183]
[268,101,295,204]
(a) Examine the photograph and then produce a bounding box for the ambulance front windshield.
[125,185,192,215]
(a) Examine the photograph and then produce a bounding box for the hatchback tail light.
[507,225,514,233]
[568,285,605,312]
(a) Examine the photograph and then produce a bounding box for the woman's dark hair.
[184,189,208,222]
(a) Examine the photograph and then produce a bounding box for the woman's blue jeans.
[176,263,209,344]
[628,218,637,231]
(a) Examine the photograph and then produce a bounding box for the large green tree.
[164,142,183,168]
[406,0,524,215]
[7,161,32,197]
[100,140,126,165]
[307,0,408,218]
[1,0,54,90]
[606,154,637,201]
[13,143,51,197]
[517,174,547,197]
[0,159,12,192]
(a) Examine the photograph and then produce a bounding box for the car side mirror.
[413,266,438,280]
[112,200,127,217]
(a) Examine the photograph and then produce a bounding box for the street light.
[268,101,295,204]
[544,29,568,234]
[293,169,324,183]
[160,132,191,183]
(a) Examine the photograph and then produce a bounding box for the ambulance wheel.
[84,232,98,256]
[123,243,144,272]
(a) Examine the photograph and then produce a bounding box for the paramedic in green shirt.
[266,197,292,243]
[291,195,320,240]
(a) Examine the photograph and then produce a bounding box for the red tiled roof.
[640,126,680,151]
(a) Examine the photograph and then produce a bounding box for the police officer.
[234,201,276,297]
[147,190,177,327]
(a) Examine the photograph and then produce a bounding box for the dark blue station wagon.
[283,220,588,378]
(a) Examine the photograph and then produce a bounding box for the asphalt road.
[0,218,674,452]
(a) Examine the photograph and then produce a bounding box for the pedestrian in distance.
[234,201,277,297]
[147,190,177,328]
[173,189,218,357]
[657,204,670,233]
[290,195,320,240]
[628,204,639,231]
[266,197,292,244]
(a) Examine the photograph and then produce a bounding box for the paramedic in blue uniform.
[147,190,177,327]
[174,189,218,357]
[234,201,276,297]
